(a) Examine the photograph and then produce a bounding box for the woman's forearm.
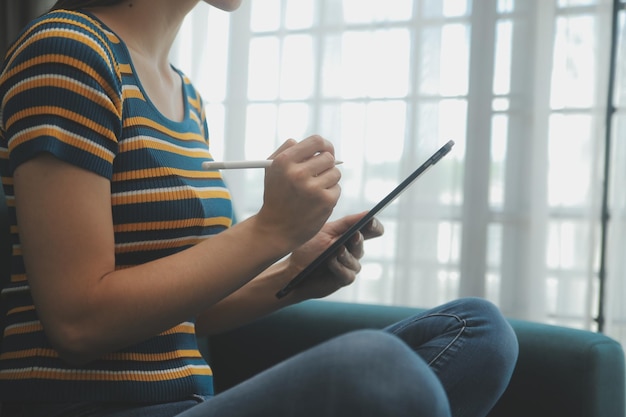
[194,260,301,336]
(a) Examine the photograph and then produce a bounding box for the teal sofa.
[206,300,625,417]
[1,187,625,416]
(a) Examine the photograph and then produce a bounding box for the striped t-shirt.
[0,9,233,402]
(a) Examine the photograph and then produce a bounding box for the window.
[172,0,616,336]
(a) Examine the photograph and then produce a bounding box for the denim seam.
[390,313,467,366]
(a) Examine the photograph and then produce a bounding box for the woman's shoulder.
[17,9,120,48]
[3,9,124,80]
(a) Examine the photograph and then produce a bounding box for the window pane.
[414,99,466,206]
[546,274,590,327]
[280,35,315,100]
[248,37,280,100]
[286,0,315,29]
[277,103,311,141]
[420,25,470,96]
[438,99,467,151]
[497,0,515,14]
[329,30,410,98]
[548,114,592,206]
[326,102,406,206]
[363,101,406,164]
[324,102,367,202]
[320,34,341,98]
[440,24,470,96]
[490,114,509,208]
[245,104,278,159]
[547,221,594,270]
[551,16,597,109]
[494,20,513,95]
[340,0,413,24]
[438,221,461,264]
[250,0,281,32]
[487,223,503,268]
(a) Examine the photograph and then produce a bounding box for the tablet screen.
[275,140,455,299]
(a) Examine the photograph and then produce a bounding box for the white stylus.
[202,160,343,170]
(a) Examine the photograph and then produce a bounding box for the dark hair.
[51,0,127,11]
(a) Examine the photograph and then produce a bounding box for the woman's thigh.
[178,329,450,417]
[4,330,450,417]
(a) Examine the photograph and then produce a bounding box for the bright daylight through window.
[171,0,626,345]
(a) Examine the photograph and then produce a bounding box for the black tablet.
[275,139,455,298]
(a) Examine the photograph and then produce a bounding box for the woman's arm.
[14,136,339,365]
[195,214,384,336]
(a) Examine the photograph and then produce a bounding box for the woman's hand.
[285,212,384,300]
[194,213,383,336]
[255,135,342,252]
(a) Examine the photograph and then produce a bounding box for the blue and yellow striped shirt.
[0,9,233,402]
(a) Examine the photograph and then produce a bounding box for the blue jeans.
[3,297,518,417]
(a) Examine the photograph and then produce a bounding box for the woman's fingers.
[268,138,297,160]
[259,135,342,249]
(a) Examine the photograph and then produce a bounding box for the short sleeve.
[0,11,124,179]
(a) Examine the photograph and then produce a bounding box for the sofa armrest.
[206,300,625,417]
[490,317,625,417]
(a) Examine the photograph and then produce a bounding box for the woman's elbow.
[43,320,104,366]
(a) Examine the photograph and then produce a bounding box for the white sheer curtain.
[171,0,624,344]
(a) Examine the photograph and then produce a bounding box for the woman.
[0,0,518,416]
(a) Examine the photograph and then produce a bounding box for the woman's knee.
[325,330,451,417]
[450,297,519,397]
[460,298,518,361]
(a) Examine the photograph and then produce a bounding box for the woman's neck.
[88,0,199,69]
